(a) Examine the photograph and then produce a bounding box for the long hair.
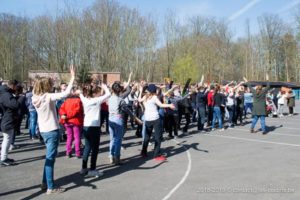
[112,81,123,96]
[256,85,262,94]
[33,77,53,95]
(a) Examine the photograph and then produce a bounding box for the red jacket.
[207,91,214,106]
[59,96,84,126]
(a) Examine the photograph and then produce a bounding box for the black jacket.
[0,85,20,131]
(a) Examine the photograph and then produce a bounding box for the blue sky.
[0,0,299,39]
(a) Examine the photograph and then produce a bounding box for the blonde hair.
[33,77,53,95]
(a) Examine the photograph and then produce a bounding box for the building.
[28,70,121,86]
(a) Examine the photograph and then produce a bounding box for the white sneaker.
[219,128,225,132]
[86,170,104,178]
[79,168,89,175]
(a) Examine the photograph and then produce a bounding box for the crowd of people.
[0,69,297,195]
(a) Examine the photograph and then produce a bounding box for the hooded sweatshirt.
[0,85,20,131]
[32,77,74,133]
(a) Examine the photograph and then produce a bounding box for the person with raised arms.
[32,65,75,194]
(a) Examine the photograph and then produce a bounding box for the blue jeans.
[244,103,253,116]
[212,107,223,129]
[251,115,266,132]
[41,130,60,189]
[197,107,206,130]
[109,116,124,158]
[29,111,38,138]
[227,105,235,127]
[141,115,146,139]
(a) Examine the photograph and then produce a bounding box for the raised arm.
[233,81,245,91]
[262,73,270,93]
[120,85,132,99]
[243,77,255,94]
[49,65,75,101]
[154,96,175,109]
[123,72,133,89]
[163,85,179,96]
[79,84,111,105]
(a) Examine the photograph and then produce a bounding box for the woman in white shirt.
[277,91,286,117]
[138,84,175,161]
[78,84,110,177]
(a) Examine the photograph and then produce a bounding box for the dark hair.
[15,84,23,94]
[112,81,122,95]
[8,79,18,86]
[214,85,220,93]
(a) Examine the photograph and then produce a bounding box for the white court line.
[204,134,300,147]
[233,128,300,137]
[162,140,192,200]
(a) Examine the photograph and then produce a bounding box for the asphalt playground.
[0,102,300,200]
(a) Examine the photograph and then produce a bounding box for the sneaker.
[46,187,66,195]
[40,183,47,191]
[66,154,72,158]
[80,168,89,176]
[109,156,115,164]
[114,157,122,165]
[262,131,268,135]
[0,159,16,166]
[182,131,189,135]
[6,158,15,162]
[154,155,167,162]
[167,135,174,140]
[219,128,225,132]
[211,128,216,131]
[174,135,178,139]
[250,129,254,133]
[86,170,104,178]
[9,145,18,151]
[140,151,148,158]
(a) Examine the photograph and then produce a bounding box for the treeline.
[0,0,300,84]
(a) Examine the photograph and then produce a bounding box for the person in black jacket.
[10,84,27,150]
[0,80,20,166]
[196,86,208,131]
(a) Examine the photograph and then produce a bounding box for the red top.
[101,101,109,112]
[207,91,214,106]
[59,96,84,126]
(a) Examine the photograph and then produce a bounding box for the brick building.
[28,70,121,86]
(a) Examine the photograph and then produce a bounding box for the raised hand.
[169,104,175,110]
[70,65,75,78]
[100,83,108,90]
[266,73,269,81]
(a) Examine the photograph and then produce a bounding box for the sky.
[0,0,299,40]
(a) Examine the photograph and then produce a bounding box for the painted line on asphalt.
[204,134,300,147]
[233,127,300,137]
[162,140,192,200]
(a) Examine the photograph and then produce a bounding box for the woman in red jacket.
[59,88,84,158]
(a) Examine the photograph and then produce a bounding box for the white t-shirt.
[80,87,111,127]
[144,95,159,121]
[277,93,286,105]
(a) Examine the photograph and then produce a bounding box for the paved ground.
[1,102,300,200]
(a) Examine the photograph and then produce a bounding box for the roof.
[28,70,120,74]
